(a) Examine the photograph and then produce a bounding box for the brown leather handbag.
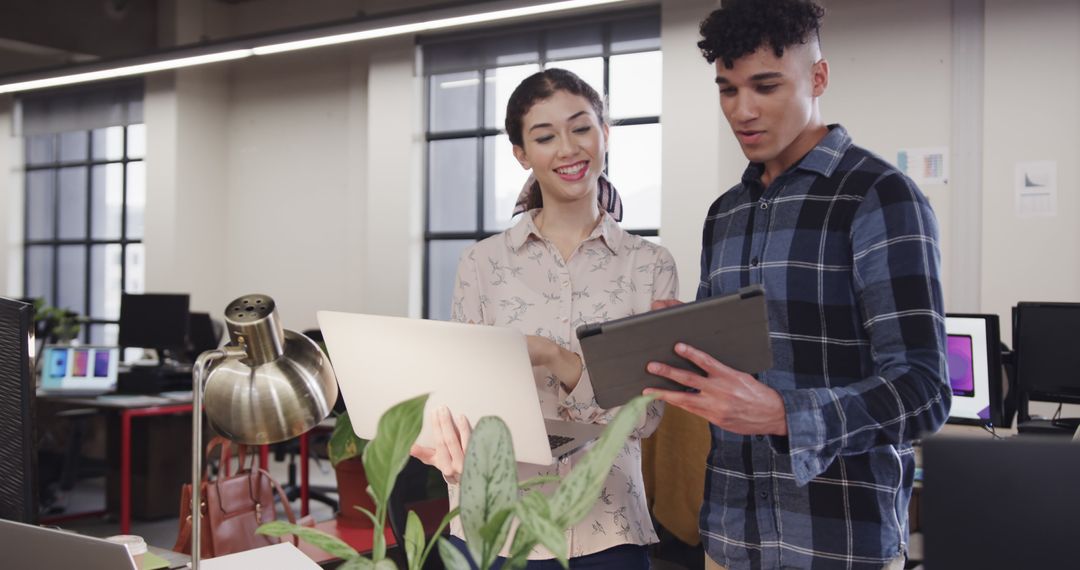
[174,437,307,558]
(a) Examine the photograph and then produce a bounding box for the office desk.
[39,393,272,535]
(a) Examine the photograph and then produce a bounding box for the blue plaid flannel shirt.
[698,125,950,570]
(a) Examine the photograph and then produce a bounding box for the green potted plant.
[30,298,83,344]
[328,411,377,526]
[259,393,654,570]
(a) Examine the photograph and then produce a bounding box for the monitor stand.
[1017,417,1080,437]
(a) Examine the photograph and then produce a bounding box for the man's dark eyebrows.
[714,72,785,85]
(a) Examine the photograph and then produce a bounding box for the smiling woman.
[420,11,662,321]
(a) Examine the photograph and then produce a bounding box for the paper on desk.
[199,543,322,569]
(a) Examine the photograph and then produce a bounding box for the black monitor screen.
[118,293,190,350]
[1014,302,1080,405]
[187,312,219,356]
[0,296,37,523]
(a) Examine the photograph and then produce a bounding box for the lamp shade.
[201,294,338,445]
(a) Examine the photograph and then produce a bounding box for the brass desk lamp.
[190,294,338,568]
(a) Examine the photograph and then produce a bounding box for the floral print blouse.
[447,209,679,559]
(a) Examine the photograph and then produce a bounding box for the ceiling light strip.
[0,0,631,94]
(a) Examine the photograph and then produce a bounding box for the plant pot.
[334,457,377,527]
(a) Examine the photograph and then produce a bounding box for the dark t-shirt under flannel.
[698,125,950,570]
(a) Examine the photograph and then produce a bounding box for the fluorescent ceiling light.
[0,0,633,95]
[253,0,630,55]
[0,50,252,94]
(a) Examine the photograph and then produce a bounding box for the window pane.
[91,164,124,240]
[26,246,54,307]
[607,123,661,230]
[546,24,603,60]
[26,134,55,165]
[89,323,119,345]
[611,16,661,53]
[428,239,475,322]
[126,124,146,159]
[57,167,88,240]
[91,126,125,161]
[484,64,540,130]
[124,244,146,294]
[58,131,88,162]
[428,139,478,232]
[544,57,603,97]
[26,170,56,241]
[430,71,480,133]
[484,134,529,232]
[125,161,146,239]
[609,52,662,119]
[90,244,123,320]
[57,245,86,315]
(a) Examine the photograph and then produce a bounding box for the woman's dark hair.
[504,68,605,148]
[698,0,825,69]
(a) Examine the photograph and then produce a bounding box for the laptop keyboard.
[548,434,574,450]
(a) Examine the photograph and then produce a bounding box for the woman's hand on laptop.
[526,335,584,392]
[409,406,472,485]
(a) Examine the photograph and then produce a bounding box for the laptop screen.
[39,345,120,392]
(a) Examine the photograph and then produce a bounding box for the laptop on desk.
[317,311,604,465]
[0,518,137,570]
[37,345,120,397]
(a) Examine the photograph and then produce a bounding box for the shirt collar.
[738,124,852,188]
[507,209,622,254]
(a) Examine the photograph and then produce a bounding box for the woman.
[412,68,679,568]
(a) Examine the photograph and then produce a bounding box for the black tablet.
[576,285,773,408]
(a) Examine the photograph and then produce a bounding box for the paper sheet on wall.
[1014,161,1057,218]
[897,147,949,186]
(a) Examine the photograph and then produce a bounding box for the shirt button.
[750,257,760,267]
[759,201,769,210]
[760,491,768,500]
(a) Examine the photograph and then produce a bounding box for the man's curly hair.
[698,0,825,69]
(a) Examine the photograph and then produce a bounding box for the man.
[644,1,950,569]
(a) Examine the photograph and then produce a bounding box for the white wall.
[0,95,20,298]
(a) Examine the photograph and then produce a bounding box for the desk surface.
[38,392,193,409]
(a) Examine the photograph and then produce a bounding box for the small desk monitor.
[38,345,120,395]
[118,293,190,351]
[944,314,1005,427]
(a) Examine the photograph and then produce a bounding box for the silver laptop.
[0,518,137,569]
[317,311,604,465]
[38,345,121,396]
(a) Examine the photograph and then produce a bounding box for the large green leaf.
[328,411,368,467]
[459,416,518,569]
[437,537,472,570]
[404,510,425,570]
[362,394,429,507]
[338,559,374,570]
[256,521,359,560]
[549,395,654,527]
[514,492,567,567]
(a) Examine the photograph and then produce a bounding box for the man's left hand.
[645,342,788,436]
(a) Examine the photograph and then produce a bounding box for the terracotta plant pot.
[334,457,377,527]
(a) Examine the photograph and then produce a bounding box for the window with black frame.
[21,84,146,345]
[421,10,662,320]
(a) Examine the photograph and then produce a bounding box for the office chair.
[270,328,341,512]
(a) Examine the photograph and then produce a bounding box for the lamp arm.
[191,346,246,569]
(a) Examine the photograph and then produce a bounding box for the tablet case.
[577,285,772,408]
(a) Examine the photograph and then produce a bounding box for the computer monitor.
[0,296,38,523]
[944,314,1005,427]
[1013,302,1080,432]
[922,436,1080,569]
[187,311,220,359]
[117,293,190,352]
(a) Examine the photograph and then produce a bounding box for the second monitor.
[944,313,1005,427]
